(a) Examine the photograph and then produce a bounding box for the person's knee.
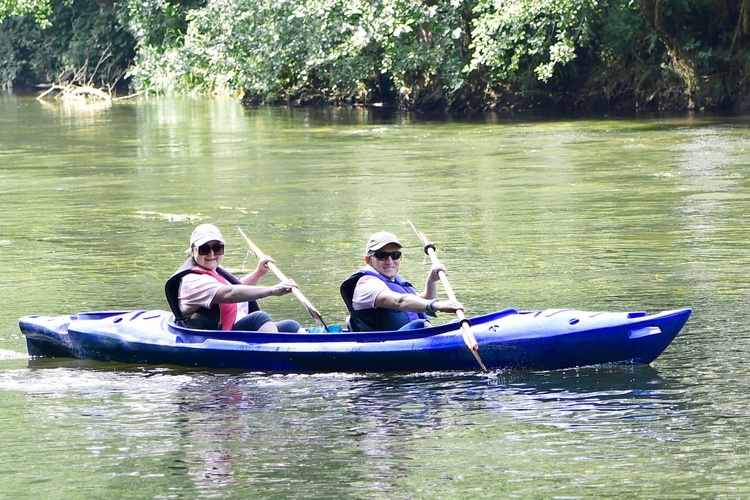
[276,319,302,333]
[233,311,273,331]
[250,311,274,328]
[398,319,430,331]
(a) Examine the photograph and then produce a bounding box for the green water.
[1,95,749,498]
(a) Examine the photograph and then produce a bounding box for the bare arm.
[419,264,445,300]
[373,288,464,314]
[211,279,297,305]
[240,256,274,286]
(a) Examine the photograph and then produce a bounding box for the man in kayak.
[165,224,303,332]
[340,231,464,331]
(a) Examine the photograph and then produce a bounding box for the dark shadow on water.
[491,364,675,395]
[25,356,678,395]
[20,358,693,494]
[24,357,689,418]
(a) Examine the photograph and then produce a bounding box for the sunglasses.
[196,242,225,255]
[371,250,402,261]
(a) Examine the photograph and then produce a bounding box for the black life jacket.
[164,258,259,329]
[340,269,429,332]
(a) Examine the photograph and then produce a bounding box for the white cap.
[187,224,224,253]
[365,231,402,254]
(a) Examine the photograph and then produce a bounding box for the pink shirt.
[179,273,249,318]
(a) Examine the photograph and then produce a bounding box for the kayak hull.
[20,307,692,373]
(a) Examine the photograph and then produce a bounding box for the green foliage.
[129,0,476,108]
[3,0,750,110]
[120,0,204,93]
[377,0,471,108]
[121,0,204,49]
[638,0,750,109]
[469,0,597,86]
[126,0,612,109]
[0,0,60,85]
[0,0,58,26]
[0,0,134,90]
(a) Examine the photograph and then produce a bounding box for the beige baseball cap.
[365,231,402,254]
[187,224,225,253]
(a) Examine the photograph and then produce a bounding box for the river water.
[1,94,748,498]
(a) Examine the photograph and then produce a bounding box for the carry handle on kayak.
[407,221,487,371]
[238,228,329,332]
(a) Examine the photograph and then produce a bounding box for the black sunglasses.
[196,242,225,255]
[371,250,402,261]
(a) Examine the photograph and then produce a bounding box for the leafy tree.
[130,0,609,110]
[120,0,205,93]
[0,0,57,26]
[0,0,134,91]
[639,0,750,109]
[4,0,750,110]
[469,0,594,83]
[130,0,479,109]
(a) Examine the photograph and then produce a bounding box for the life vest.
[164,258,259,330]
[340,269,429,332]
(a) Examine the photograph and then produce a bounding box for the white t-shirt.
[179,273,249,318]
[352,265,391,310]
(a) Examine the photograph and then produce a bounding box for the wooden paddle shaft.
[407,221,486,370]
[427,248,480,352]
[238,228,328,330]
[264,261,310,307]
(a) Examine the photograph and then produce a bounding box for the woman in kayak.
[340,231,464,331]
[165,224,303,332]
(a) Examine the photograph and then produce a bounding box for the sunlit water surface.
[1,95,749,498]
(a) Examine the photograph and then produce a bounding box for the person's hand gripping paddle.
[408,221,486,371]
[238,228,328,332]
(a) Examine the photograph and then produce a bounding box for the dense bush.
[128,0,473,108]
[127,0,605,110]
[3,0,750,111]
[0,0,56,26]
[640,0,750,110]
[0,0,134,91]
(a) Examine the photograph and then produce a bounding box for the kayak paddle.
[408,221,487,371]
[238,228,329,332]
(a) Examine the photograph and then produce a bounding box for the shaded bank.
[3,0,750,112]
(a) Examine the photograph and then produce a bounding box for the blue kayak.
[19,307,691,373]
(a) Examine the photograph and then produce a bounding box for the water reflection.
[2,351,744,497]
[485,367,690,438]
[144,366,692,493]
[3,96,750,497]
